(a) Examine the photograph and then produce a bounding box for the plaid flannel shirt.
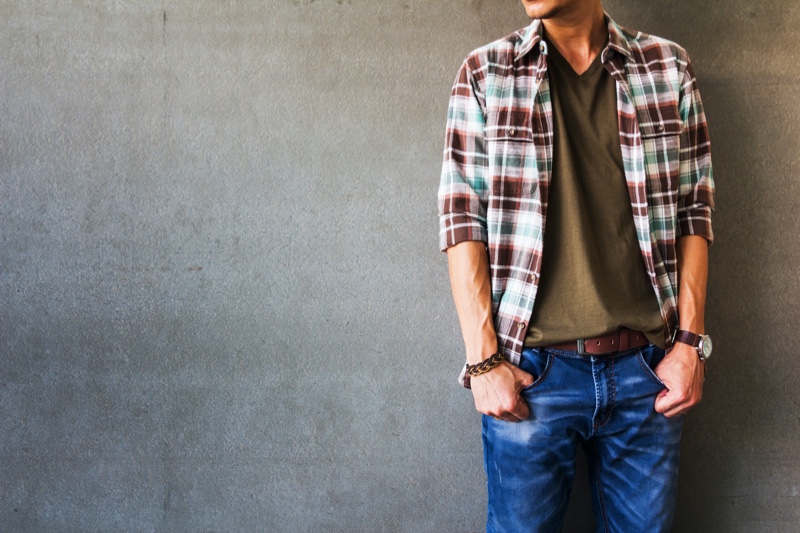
[439,15,715,372]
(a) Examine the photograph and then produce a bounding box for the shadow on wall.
[672,76,797,530]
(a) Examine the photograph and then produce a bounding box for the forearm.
[676,235,709,334]
[653,235,708,417]
[446,240,498,364]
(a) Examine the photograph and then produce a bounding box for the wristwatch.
[672,329,713,361]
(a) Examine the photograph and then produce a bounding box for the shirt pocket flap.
[485,110,534,142]
[637,105,682,138]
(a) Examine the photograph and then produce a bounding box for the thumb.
[654,389,669,413]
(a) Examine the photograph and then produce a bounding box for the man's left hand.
[653,342,705,418]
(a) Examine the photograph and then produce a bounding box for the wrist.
[465,351,505,377]
[672,329,713,361]
[678,324,704,335]
[465,339,500,365]
[463,350,505,389]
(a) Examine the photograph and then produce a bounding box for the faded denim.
[483,345,683,533]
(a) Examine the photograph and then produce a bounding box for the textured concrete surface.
[1,1,798,531]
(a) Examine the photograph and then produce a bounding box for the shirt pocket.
[638,108,682,197]
[485,110,537,197]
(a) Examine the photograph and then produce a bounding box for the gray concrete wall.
[1,1,798,531]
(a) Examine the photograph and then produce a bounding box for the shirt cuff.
[439,213,488,251]
[677,205,714,245]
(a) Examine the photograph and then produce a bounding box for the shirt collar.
[514,13,633,63]
[514,19,544,62]
[605,15,633,61]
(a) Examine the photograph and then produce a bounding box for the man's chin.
[524,6,563,20]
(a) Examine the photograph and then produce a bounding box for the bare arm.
[654,235,708,417]
[447,241,534,421]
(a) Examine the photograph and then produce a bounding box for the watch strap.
[673,329,702,348]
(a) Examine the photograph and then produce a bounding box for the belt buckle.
[577,338,587,356]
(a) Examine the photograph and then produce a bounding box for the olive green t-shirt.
[524,42,666,348]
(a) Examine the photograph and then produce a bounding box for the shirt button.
[517,322,526,330]
[656,124,665,132]
[508,128,516,137]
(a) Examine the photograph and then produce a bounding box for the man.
[438,0,715,531]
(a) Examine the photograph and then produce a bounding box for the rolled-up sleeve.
[438,58,490,251]
[677,59,715,244]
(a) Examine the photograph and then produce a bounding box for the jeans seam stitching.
[593,446,611,533]
[592,361,601,432]
[605,357,617,428]
[594,358,616,431]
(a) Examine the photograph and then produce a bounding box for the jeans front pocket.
[519,347,552,393]
[637,345,667,388]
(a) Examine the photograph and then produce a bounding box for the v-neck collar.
[547,40,606,80]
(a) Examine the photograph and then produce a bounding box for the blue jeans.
[483,345,683,533]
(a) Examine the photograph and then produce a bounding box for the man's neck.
[541,4,607,75]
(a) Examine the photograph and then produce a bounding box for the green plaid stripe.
[438,15,715,369]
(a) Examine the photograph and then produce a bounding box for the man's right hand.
[470,361,535,422]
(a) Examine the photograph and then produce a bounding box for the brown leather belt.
[546,328,648,355]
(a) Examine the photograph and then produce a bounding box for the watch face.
[701,335,713,359]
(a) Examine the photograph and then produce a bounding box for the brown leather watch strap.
[673,329,702,348]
